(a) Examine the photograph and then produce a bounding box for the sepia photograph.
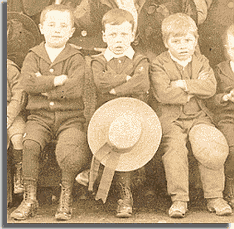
[4,0,234,225]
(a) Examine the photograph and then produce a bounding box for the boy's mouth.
[179,51,188,54]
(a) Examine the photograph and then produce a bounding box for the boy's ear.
[69,27,76,38]
[164,41,169,49]
[131,32,135,42]
[102,31,107,43]
[194,36,198,47]
[39,24,44,34]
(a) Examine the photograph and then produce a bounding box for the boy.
[91,8,150,217]
[150,13,232,218]
[208,24,234,208]
[10,4,91,221]
[7,59,25,195]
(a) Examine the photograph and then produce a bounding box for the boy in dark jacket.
[10,4,91,221]
[208,24,234,208]
[91,9,150,218]
[150,13,232,218]
[7,59,25,195]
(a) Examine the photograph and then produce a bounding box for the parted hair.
[40,4,75,26]
[102,8,135,32]
[161,13,198,44]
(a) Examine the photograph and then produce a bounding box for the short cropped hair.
[224,24,234,46]
[102,9,135,32]
[40,4,74,27]
[162,13,198,44]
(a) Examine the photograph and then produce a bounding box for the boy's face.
[102,21,134,55]
[39,10,75,48]
[165,33,197,61]
[226,34,234,62]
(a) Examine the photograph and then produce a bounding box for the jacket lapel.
[51,44,81,67]
[163,53,183,80]
[219,61,234,81]
[191,55,203,79]
[31,42,51,64]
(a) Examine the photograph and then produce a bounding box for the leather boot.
[224,176,234,208]
[55,183,73,220]
[13,162,24,194]
[10,181,38,220]
[116,172,133,218]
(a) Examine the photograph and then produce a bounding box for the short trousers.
[23,110,84,150]
[8,115,25,139]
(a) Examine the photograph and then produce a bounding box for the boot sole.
[10,201,39,220]
[55,213,72,221]
[116,212,132,218]
[11,209,37,220]
[169,211,186,218]
[207,207,232,216]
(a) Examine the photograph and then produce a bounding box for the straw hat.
[88,97,162,172]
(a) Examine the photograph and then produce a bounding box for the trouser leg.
[56,128,91,185]
[161,123,189,202]
[55,128,91,220]
[217,122,234,207]
[22,140,41,183]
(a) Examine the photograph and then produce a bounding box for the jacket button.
[49,69,54,73]
[81,30,87,37]
[49,101,54,106]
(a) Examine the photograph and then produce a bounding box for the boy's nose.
[115,34,123,42]
[54,26,61,33]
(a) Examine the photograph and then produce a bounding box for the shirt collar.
[104,46,135,62]
[168,51,192,68]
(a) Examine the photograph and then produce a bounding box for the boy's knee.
[23,139,41,155]
[11,134,23,150]
[189,124,229,170]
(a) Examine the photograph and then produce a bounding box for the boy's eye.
[61,24,68,28]
[121,33,128,36]
[109,33,117,38]
[48,23,55,27]
[172,40,179,44]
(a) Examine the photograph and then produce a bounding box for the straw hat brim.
[88,97,162,172]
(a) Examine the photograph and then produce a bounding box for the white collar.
[169,51,192,68]
[104,46,135,62]
[230,61,234,73]
[45,44,65,62]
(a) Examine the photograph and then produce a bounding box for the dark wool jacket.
[7,59,25,128]
[150,51,216,131]
[20,42,86,122]
[208,60,234,123]
[91,53,150,108]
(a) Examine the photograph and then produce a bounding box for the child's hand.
[126,75,131,81]
[54,75,67,87]
[198,71,208,80]
[41,92,48,97]
[223,89,234,102]
[171,80,187,90]
[109,88,116,95]
[35,72,42,77]
[187,94,194,102]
